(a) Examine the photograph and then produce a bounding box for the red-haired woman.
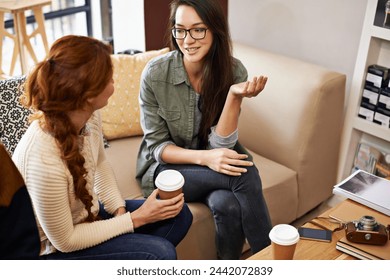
[12,35,192,260]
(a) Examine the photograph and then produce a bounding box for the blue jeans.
[39,200,192,260]
[155,164,272,259]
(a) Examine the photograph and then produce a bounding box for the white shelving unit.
[338,0,390,181]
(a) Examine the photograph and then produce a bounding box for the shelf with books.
[338,0,390,181]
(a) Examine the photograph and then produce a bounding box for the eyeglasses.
[171,27,208,40]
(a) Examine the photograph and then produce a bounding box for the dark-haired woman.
[136,0,271,259]
[12,35,192,260]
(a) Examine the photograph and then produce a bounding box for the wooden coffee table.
[248,199,360,260]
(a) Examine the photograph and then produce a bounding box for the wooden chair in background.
[0,0,51,76]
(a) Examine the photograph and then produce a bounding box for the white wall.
[109,0,369,97]
[229,0,369,98]
[111,0,145,53]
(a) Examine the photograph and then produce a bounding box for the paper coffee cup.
[155,169,184,199]
[269,224,300,260]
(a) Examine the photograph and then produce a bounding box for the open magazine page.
[333,170,390,216]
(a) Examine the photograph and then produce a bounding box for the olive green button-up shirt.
[136,50,249,197]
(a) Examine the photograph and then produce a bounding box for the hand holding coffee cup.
[269,224,300,260]
[155,170,184,200]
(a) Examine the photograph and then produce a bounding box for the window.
[2,0,92,76]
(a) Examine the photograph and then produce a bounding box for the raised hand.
[229,75,268,98]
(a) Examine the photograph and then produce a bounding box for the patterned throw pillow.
[100,48,170,140]
[0,76,31,155]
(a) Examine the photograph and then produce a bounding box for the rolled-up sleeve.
[208,125,238,149]
[153,141,176,164]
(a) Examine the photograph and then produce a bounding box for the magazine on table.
[332,169,390,216]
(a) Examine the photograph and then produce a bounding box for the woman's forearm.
[215,92,243,137]
[161,144,207,166]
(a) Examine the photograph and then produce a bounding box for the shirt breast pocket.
[157,108,182,138]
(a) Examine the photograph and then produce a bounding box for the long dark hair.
[22,35,113,222]
[168,0,234,148]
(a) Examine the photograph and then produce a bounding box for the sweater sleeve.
[91,111,126,214]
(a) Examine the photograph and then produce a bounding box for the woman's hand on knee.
[130,189,185,229]
[201,148,253,176]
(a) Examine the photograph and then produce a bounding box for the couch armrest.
[234,42,346,216]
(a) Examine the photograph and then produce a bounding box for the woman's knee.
[181,203,193,228]
[245,165,262,183]
[121,233,177,260]
[154,238,177,259]
[205,190,241,217]
[235,165,263,193]
[139,236,177,260]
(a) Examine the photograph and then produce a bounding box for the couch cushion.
[100,48,170,140]
[104,136,144,199]
[0,76,31,155]
[249,149,299,225]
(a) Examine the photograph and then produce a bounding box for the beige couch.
[102,42,346,259]
[0,42,345,260]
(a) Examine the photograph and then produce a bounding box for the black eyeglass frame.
[171,27,209,40]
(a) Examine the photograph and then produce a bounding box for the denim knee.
[151,237,177,260]
[205,189,241,218]
[204,189,245,259]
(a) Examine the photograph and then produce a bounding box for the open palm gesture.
[230,75,268,98]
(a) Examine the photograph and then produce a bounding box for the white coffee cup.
[155,169,184,199]
[269,224,300,260]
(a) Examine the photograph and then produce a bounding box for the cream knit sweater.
[12,112,133,255]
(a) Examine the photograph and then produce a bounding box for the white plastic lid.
[269,224,300,246]
[155,169,185,191]
[385,154,390,164]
